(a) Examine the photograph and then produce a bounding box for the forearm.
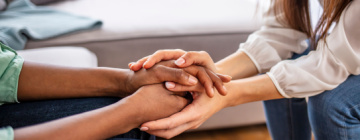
[215,51,258,80]
[17,61,132,101]
[14,98,140,140]
[14,84,188,140]
[223,74,283,108]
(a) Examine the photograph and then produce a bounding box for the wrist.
[86,68,122,97]
[221,81,247,108]
[97,68,134,97]
[214,51,258,80]
[123,69,137,94]
[108,97,143,134]
[118,92,147,125]
[222,75,283,108]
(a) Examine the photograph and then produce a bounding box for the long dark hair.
[272,0,352,49]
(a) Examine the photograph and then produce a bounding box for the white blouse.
[239,0,360,98]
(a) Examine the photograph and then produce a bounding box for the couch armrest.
[17,47,98,67]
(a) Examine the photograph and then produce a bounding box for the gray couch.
[24,0,266,131]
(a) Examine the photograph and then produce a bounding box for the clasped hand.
[129,50,231,139]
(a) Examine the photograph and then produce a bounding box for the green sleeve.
[0,127,14,140]
[0,42,24,106]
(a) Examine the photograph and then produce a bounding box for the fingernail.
[175,58,185,66]
[140,127,149,131]
[165,82,176,89]
[129,62,135,68]
[226,75,232,80]
[188,76,198,84]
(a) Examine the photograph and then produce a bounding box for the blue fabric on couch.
[0,0,102,50]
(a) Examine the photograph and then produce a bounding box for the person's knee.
[308,76,360,139]
[309,85,360,127]
[309,75,360,120]
[308,90,348,126]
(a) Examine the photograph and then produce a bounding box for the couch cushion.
[17,47,98,67]
[27,0,262,46]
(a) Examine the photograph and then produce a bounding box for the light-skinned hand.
[128,50,230,97]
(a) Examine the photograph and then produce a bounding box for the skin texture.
[130,50,283,139]
[129,60,232,98]
[14,84,188,140]
[129,50,231,97]
[12,61,227,139]
[17,61,199,100]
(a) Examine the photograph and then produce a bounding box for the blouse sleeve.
[0,42,24,105]
[238,2,309,73]
[267,0,360,98]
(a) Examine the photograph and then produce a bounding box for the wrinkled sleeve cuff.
[266,72,291,98]
[0,43,24,105]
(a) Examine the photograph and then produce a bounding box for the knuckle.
[153,51,160,56]
[154,67,165,80]
[184,65,196,72]
[191,51,200,55]
[199,51,208,56]
[169,123,177,130]
[154,50,165,56]
[166,121,174,130]
[199,51,211,59]
[199,51,206,54]
[175,69,187,79]
[154,50,162,54]
[185,52,196,58]
[174,49,185,52]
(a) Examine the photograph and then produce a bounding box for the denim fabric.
[263,41,360,139]
[263,43,312,140]
[264,98,311,140]
[0,97,155,140]
[308,75,360,140]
